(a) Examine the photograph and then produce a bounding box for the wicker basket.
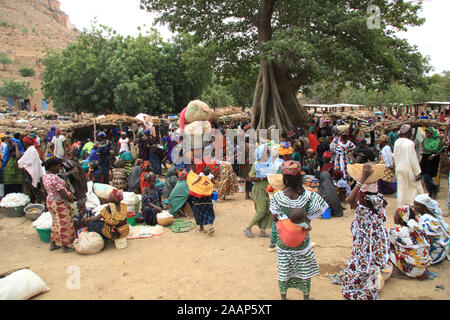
[347,163,386,184]
[157,216,174,227]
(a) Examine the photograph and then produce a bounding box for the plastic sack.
[184,100,212,123]
[85,181,101,210]
[93,183,115,200]
[74,231,105,255]
[32,211,52,229]
[183,121,212,136]
[0,269,50,300]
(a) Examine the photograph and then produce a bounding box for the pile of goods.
[32,212,52,230]
[156,211,174,226]
[0,193,30,208]
[179,100,213,145]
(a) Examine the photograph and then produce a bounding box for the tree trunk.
[250,0,312,133]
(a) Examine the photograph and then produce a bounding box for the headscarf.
[22,135,35,146]
[414,194,448,231]
[254,144,273,178]
[46,126,56,143]
[398,124,411,135]
[396,205,410,223]
[323,151,332,159]
[360,182,378,194]
[97,131,106,138]
[178,171,188,181]
[422,127,443,154]
[108,189,124,203]
[281,160,302,176]
[278,143,294,156]
[141,160,151,171]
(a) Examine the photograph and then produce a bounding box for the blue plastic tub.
[212,191,218,201]
[321,208,331,219]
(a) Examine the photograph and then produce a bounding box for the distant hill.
[0,0,79,111]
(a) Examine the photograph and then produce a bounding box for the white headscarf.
[414,194,448,232]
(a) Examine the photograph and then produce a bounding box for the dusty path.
[0,178,449,300]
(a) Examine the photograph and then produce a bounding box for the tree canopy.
[42,25,211,115]
[141,0,430,131]
[0,80,34,103]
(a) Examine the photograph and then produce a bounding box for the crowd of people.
[0,109,449,300]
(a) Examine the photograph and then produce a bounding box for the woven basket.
[347,163,386,184]
[337,124,350,132]
[267,174,285,190]
[157,216,174,226]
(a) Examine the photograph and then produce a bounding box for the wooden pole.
[94,118,97,143]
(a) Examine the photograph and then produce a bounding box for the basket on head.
[337,124,350,133]
[267,174,285,191]
[347,163,386,184]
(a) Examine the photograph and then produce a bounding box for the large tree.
[42,25,210,115]
[0,80,34,106]
[140,0,429,132]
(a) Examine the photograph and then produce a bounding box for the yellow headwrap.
[278,146,294,156]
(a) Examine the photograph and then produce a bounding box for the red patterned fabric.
[47,199,76,247]
[42,173,68,201]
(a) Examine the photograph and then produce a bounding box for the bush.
[18,67,35,77]
[0,52,13,65]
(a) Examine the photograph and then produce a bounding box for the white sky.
[59,0,449,75]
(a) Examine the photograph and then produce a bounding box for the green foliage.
[42,24,211,115]
[0,52,13,67]
[18,67,35,77]
[141,0,430,98]
[306,71,450,106]
[0,80,34,100]
[199,75,235,110]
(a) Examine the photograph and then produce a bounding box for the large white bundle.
[0,269,50,300]
[121,192,140,205]
[156,211,173,219]
[184,120,212,136]
[0,193,30,208]
[93,183,115,200]
[184,100,212,122]
[74,231,105,255]
[85,181,100,210]
[32,212,52,229]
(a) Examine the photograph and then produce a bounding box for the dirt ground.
[0,177,449,300]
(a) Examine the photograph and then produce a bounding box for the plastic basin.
[0,205,26,218]
[321,208,331,219]
[35,227,52,243]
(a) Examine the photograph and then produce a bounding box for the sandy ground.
[0,177,449,300]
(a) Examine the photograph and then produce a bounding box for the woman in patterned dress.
[413,194,450,264]
[216,162,239,201]
[42,157,76,253]
[389,206,432,279]
[269,160,328,300]
[330,130,356,179]
[110,159,128,191]
[341,163,390,300]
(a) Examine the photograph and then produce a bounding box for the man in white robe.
[394,124,424,207]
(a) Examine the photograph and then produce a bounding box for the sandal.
[243,229,255,238]
[258,233,269,238]
[49,246,61,251]
[62,247,75,253]
[207,227,215,236]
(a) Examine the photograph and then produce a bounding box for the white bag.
[93,183,115,200]
[74,231,105,255]
[86,181,101,210]
[0,269,50,300]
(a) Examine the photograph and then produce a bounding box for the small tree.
[18,67,35,77]
[0,80,34,106]
[0,52,13,70]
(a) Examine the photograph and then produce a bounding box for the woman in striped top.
[269,160,328,300]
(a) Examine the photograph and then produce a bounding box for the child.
[191,166,214,185]
[292,143,302,163]
[141,175,164,225]
[303,149,318,171]
[86,160,105,183]
[332,169,350,202]
[289,207,312,231]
